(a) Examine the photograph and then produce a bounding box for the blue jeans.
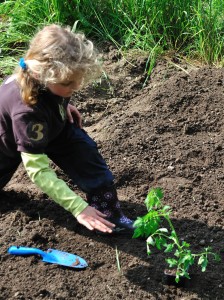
[0,123,114,193]
[47,123,114,193]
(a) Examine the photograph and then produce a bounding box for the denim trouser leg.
[47,124,114,194]
[0,153,21,189]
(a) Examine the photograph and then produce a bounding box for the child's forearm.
[21,152,88,217]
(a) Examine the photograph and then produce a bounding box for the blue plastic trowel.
[8,246,88,269]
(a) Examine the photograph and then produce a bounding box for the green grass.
[0,0,223,78]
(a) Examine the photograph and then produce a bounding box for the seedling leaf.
[146,236,155,246]
[155,237,167,250]
[145,188,163,210]
[164,244,174,253]
[198,255,208,272]
[157,228,168,233]
[132,227,143,238]
[147,243,152,255]
[166,258,178,267]
[214,253,221,262]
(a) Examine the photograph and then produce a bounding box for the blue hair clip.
[19,58,27,70]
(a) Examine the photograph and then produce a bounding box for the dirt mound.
[0,50,224,299]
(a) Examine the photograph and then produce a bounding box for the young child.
[0,24,134,234]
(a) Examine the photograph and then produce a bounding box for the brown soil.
[1,49,224,300]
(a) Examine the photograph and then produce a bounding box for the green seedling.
[115,246,121,273]
[133,188,221,283]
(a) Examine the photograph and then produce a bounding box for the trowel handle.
[8,246,44,256]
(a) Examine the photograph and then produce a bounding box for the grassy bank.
[0,0,223,77]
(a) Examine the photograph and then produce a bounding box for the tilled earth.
[0,49,224,300]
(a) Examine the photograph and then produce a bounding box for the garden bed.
[0,49,224,299]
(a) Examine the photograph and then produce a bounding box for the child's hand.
[76,206,115,233]
[67,104,82,128]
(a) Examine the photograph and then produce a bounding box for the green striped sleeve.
[21,152,88,217]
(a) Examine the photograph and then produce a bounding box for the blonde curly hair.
[16,24,102,105]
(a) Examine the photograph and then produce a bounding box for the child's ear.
[30,72,39,80]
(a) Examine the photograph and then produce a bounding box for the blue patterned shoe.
[108,215,134,233]
[86,184,135,234]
